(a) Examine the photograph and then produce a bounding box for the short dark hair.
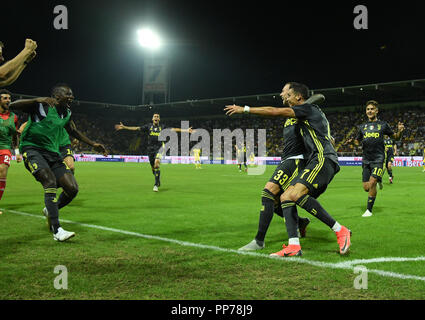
[51,83,71,97]
[0,89,12,96]
[366,100,379,109]
[287,82,310,100]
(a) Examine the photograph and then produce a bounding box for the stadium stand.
[12,79,425,157]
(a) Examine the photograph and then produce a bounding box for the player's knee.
[0,165,8,178]
[65,183,79,199]
[288,191,302,203]
[35,169,57,188]
[264,182,279,196]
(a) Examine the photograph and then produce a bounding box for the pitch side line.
[4,208,425,283]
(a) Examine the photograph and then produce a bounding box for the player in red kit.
[0,89,22,208]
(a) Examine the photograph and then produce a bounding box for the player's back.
[291,103,338,164]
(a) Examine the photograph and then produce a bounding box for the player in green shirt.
[10,83,107,241]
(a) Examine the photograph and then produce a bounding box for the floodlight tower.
[137,28,169,105]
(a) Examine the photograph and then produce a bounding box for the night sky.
[2,0,425,105]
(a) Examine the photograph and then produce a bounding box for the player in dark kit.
[237,94,325,251]
[235,142,247,172]
[115,114,193,192]
[226,82,351,257]
[346,100,404,217]
[384,136,397,184]
[10,84,108,241]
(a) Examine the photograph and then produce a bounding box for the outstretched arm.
[10,97,57,113]
[65,120,108,156]
[114,122,141,131]
[171,127,194,133]
[392,122,405,140]
[0,39,37,87]
[12,133,22,163]
[224,94,325,118]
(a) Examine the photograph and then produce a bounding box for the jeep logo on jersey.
[364,132,380,139]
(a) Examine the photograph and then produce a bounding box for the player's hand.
[25,51,37,64]
[93,143,108,156]
[16,155,23,163]
[114,122,124,131]
[35,97,57,106]
[224,105,243,116]
[398,122,405,132]
[24,39,37,51]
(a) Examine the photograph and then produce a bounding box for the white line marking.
[4,208,425,283]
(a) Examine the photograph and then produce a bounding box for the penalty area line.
[4,208,425,283]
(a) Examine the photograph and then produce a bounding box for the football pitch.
[1,161,424,300]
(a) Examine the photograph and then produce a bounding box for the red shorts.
[0,150,12,167]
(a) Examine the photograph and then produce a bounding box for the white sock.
[288,238,300,245]
[332,222,342,232]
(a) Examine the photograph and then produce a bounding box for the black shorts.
[147,149,163,167]
[268,158,307,196]
[386,151,394,164]
[292,157,340,199]
[59,144,75,161]
[362,161,384,182]
[22,147,71,181]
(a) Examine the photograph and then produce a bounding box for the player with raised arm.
[226,82,351,256]
[115,114,193,192]
[233,93,325,251]
[346,101,404,217]
[0,39,37,87]
[0,89,22,208]
[10,84,108,241]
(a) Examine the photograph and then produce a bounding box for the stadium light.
[137,28,162,50]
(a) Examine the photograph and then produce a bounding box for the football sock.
[255,189,276,242]
[281,201,299,239]
[57,190,77,209]
[0,178,6,201]
[44,188,60,233]
[388,169,393,178]
[288,237,300,245]
[238,164,241,171]
[367,196,376,212]
[332,222,342,232]
[153,168,160,186]
[296,194,336,229]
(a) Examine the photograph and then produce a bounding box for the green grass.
[0,161,424,300]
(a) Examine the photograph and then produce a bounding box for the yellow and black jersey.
[291,104,338,165]
[140,123,165,151]
[282,118,305,160]
[384,138,394,154]
[356,121,393,164]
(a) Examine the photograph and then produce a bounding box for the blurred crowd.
[16,105,425,157]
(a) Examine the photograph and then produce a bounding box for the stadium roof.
[147,78,425,109]
[13,79,425,119]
